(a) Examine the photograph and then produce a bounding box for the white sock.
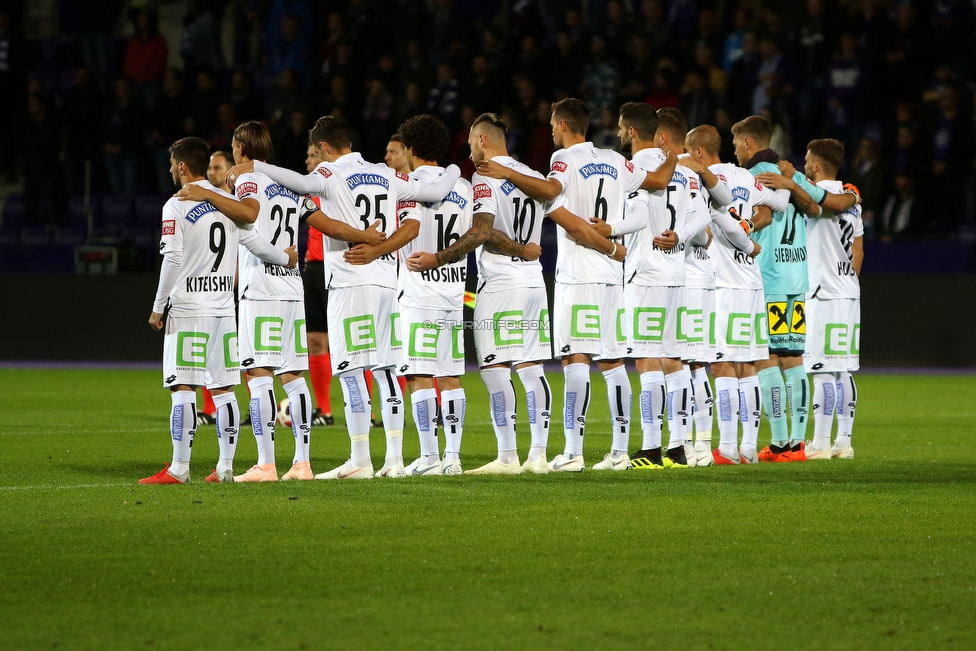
[440,388,466,462]
[169,390,196,475]
[562,363,590,457]
[516,363,551,462]
[411,388,439,462]
[283,377,312,465]
[738,375,761,452]
[811,373,837,446]
[690,367,713,443]
[338,369,371,466]
[638,371,666,450]
[211,391,239,473]
[665,368,692,449]
[714,376,740,455]
[603,365,632,455]
[374,367,404,465]
[835,372,857,447]
[247,376,276,466]
[481,367,517,460]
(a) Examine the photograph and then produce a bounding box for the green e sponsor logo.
[409,322,439,358]
[294,319,308,354]
[539,309,551,344]
[452,323,464,359]
[727,313,752,346]
[223,332,239,369]
[676,307,703,343]
[177,331,209,368]
[709,311,716,345]
[851,324,860,355]
[344,315,376,351]
[254,316,284,352]
[825,323,852,356]
[390,312,402,347]
[571,305,600,338]
[494,310,524,347]
[634,307,666,341]
[616,308,627,342]
[756,312,768,345]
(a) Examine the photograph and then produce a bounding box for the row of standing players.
[139,98,862,484]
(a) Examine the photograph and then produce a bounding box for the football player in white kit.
[228,116,460,479]
[478,98,677,472]
[685,125,789,465]
[140,137,298,484]
[758,139,863,459]
[347,115,472,476]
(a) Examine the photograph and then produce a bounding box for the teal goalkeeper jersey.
[748,161,825,295]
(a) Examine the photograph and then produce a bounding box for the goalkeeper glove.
[842,183,862,205]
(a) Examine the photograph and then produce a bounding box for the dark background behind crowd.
[1,0,975,244]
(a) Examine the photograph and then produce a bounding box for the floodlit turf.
[1,369,974,651]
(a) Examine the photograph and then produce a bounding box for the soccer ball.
[276,398,292,427]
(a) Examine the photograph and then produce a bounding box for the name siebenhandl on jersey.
[185,275,235,292]
[578,163,618,179]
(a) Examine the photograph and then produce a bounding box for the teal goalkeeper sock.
[757,367,789,446]
[784,365,810,444]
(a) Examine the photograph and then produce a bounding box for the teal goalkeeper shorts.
[765,293,806,355]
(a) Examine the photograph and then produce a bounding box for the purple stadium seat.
[100,196,134,227]
[68,195,101,226]
[19,227,51,245]
[53,227,86,245]
[121,226,156,248]
[3,194,26,226]
[0,226,18,245]
[135,195,169,224]
[92,227,121,241]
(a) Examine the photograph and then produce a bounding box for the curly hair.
[397,114,451,163]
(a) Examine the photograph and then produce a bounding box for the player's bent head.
[233,120,273,162]
[618,102,659,141]
[731,115,772,149]
[806,138,844,177]
[551,98,590,137]
[169,137,210,178]
[309,115,352,152]
[656,107,688,144]
[471,112,507,143]
[685,125,722,157]
[398,114,451,163]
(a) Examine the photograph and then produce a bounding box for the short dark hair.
[398,114,451,163]
[551,98,590,136]
[309,115,352,151]
[807,138,845,176]
[169,137,210,177]
[685,125,723,157]
[656,107,688,144]
[731,115,772,148]
[471,112,507,140]
[233,120,273,162]
[619,102,659,140]
[388,133,402,143]
[211,150,233,167]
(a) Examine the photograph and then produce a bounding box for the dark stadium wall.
[1,274,974,367]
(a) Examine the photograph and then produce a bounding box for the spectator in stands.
[513,77,540,128]
[722,6,753,72]
[19,93,66,225]
[880,174,922,240]
[399,40,433,99]
[319,75,358,128]
[122,10,168,110]
[209,103,239,151]
[447,105,476,178]
[78,0,121,79]
[680,66,719,128]
[523,99,556,174]
[726,31,759,122]
[795,0,834,146]
[466,55,502,115]
[230,69,266,123]
[752,34,799,141]
[61,67,105,196]
[580,36,620,126]
[825,33,868,152]
[397,82,425,122]
[180,1,223,78]
[694,8,723,60]
[548,32,585,100]
[268,13,312,88]
[883,3,927,104]
[927,85,975,226]
[892,123,923,184]
[619,35,656,104]
[639,0,674,59]
[272,108,311,173]
[646,63,680,109]
[103,78,146,197]
[517,35,545,92]
[694,43,726,97]
[848,137,886,238]
[362,79,394,159]
[150,69,190,193]
[0,8,25,182]
[267,68,308,129]
[427,63,461,132]
[603,0,633,59]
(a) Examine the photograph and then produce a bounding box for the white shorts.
[238,299,308,374]
[328,285,402,374]
[399,305,465,377]
[162,315,241,389]
[682,287,717,363]
[473,287,552,367]
[714,287,769,363]
[804,296,860,372]
[624,284,685,359]
[553,282,627,360]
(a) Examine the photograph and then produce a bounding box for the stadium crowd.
[1,0,975,241]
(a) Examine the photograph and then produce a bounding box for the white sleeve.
[151,255,181,314]
[471,174,497,216]
[545,150,573,196]
[622,158,647,194]
[675,194,709,244]
[611,191,650,236]
[239,228,290,265]
[707,177,733,207]
[396,199,422,224]
[253,160,328,196]
[711,207,756,254]
[398,165,462,202]
[756,184,790,213]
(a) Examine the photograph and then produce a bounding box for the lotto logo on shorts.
[254,317,284,352]
[676,307,703,343]
[493,310,524,347]
[633,308,666,341]
[176,332,209,368]
[343,315,377,351]
[571,305,600,338]
[825,324,860,356]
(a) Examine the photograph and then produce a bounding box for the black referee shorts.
[303,260,329,333]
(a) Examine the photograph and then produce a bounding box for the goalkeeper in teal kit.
[729,116,859,462]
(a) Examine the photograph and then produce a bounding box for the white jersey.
[708,163,777,291]
[546,142,646,284]
[681,157,716,290]
[807,179,863,299]
[234,171,304,301]
[623,148,688,287]
[397,166,473,310]
[472,157,548,291]
[254,153,457,291]
[155,180,264,317]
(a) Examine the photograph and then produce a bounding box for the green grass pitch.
[1,368,974,650]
